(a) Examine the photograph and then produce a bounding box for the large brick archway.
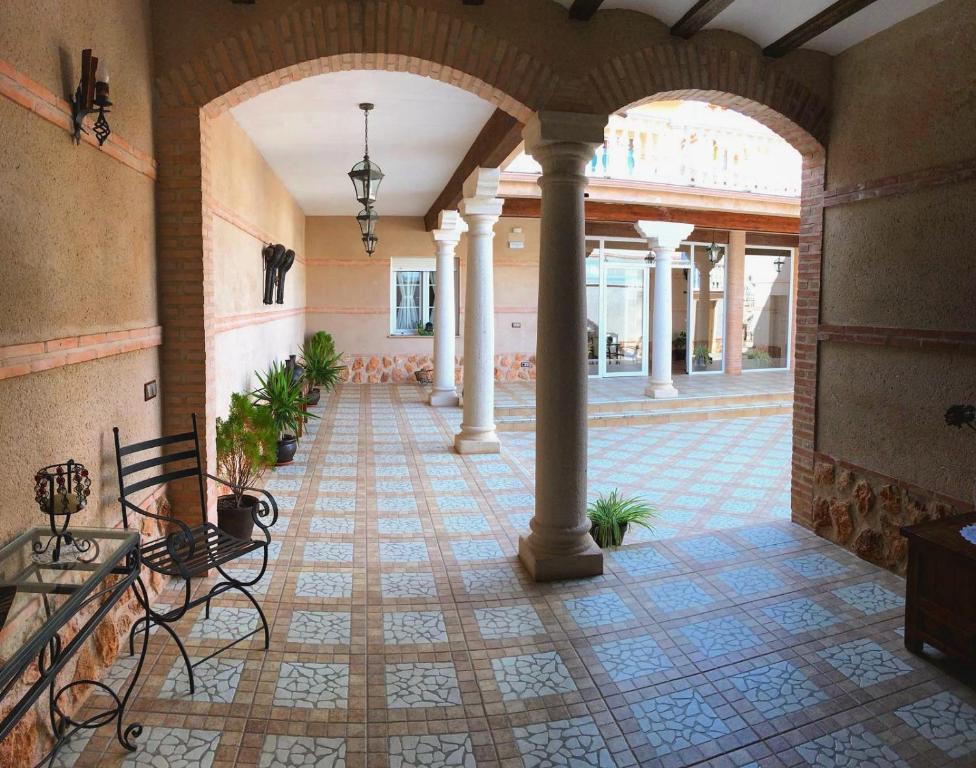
[153,1,828,527]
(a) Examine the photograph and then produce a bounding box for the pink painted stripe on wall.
[0,325,163,381]
[823,156,976,207]
[0,57,157,180]
[208,198,306,265]
[214,307,306,334]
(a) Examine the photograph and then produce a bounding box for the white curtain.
[395,271,422,332]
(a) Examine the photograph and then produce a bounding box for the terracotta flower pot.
[217,493,259,541]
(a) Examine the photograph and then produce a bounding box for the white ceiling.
[552,0,944,54]
[231,70,496,216]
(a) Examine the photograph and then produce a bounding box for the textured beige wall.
[208,112,306,417]
[305,215,541,360]
[818,0,976,503]
[0,1,159,543]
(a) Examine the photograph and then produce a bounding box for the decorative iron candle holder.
[32,460,93,563]
[69,49,112,146]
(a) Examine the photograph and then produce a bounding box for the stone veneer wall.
[812,457,974,576]
[341,353,537,384]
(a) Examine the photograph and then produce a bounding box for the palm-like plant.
[587,490,656,548]
[215,393,278,505]
[300,331,344,392]
[251,360,318,439]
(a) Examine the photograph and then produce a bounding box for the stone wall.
[812,456,974,576]
[341,353,537,384]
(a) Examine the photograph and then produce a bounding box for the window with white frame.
[390,259,459,335]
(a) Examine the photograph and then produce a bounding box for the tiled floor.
[65,384,975,768]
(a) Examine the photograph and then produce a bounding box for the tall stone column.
[724,230,746,375]
[429,210,467,407]
[518,111,607,582]
[455,168,503,454]
[693,250,714,350]
[636,221,695,398]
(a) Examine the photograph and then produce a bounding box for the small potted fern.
[215,393,277,540]
[300,331,344,406]
[252,360,318,464]
[587,490,656,548]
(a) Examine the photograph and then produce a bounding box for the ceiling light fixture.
[348,102,384,256]
[773,255,786,273]
[705,230,723,265]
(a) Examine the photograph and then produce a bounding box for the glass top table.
[0,527,142,760]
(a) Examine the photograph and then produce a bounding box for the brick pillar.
[791,153,826,529]
[155,107,217,523]
[724,231,746,375]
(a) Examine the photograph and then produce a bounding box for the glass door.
[688,244,726,373]
[603,264,648,376]
[586,254,600,377]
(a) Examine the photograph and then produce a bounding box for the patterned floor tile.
[760,597,839,634]
[781,552,849,580]
[895,691,976,758]
[818,639,913,688]
[380,540,429,563]
[159,657,244,703]
[513,716,617,768]
[564,591,635,628]
[385,663,462,708]
[274,662,349,708]
[646,579,714,613]
[378,517,424,534]
[288,610,351,644]
[442,514,492,534]
[451,539,504,561]
[716,565,786,597]
[609,545,673,576]
[491,651,577,700]
[592,634,674,682]
[629,688,732,757]
[383,610,448,644]
[304,542,354,563]
[730,660,826,718]
[296,571,353,598]
[314,497,357,512]
[310,516,356,534]
[460,567,523,594]
[675,536,740,563]
[381,571,438,599]
[389,734,474,768]
[832,582,905,615]
[794,725,907,768]
[189,607,258,640]
[377,496,418,512]
[475,605,545,639]
[259,735,346,768]
[680,615,762,658]
[121,728,222,768]
[434,495,479,511]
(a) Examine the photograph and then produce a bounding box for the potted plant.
[673,331,687,362]
[744,347,772,369]
[416,321,434,336]
[587,490,657,548]
[300,331,344,406]
[692,344,712,371]
[252,360,318,464]
[215,393,277,540]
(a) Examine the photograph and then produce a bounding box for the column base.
[454,430,500,454]
[518,535,604,582]
[429,389,459,407]
[646,382,679,399]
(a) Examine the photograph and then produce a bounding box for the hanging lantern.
[362,234,379,257]
[356,206,379,242]
[773,255,786,273]
[706,242,723,264]
[348,103,384,207]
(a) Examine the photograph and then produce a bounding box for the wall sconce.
[70,49,112,146]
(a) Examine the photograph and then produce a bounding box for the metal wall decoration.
[32,460,95,563]
[69,49,112,146]
[262,243,296,305]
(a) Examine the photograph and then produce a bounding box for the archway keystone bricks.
[153,0,827,527]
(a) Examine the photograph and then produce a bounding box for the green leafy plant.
[673,330,687,350]
[693,344,712,367]
[251,360,318,440]
[587,490,656,548]
[300,331,344,392]
[416,322,434,336]
[215,393,278,504]
[746,347,772,365]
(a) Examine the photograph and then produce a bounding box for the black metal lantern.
[362,233,379,257]
[356,206,379,241]
[348,103,384,207]
[706,242,724,265]
[773,255,786,273]
[70,49,112,146]
[32,460,94,562]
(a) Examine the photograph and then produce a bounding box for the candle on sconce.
[95,57,109,85]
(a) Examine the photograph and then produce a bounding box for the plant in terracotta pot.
[587,490,656,548]
[252,360,318,465]
[215,393,277,540]
[300,331,344,406]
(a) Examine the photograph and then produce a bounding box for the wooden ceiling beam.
[569,0,605,21]
[763,0,880,57]
[503,197,800,235]
[423,109,523,232]
[671,0,737,38]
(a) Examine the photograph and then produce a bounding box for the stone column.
[693,250,714,350]
[429,210,467,407]
[518,111,607,582]
[724,230,746,374]
[636,221,695,398]
[455,168,503,454]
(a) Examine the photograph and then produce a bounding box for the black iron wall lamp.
[70,49,112,146]
[262,243,296,305]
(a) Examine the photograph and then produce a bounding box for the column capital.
[635,220,695,252]
[460,167,503,219]
[432,209,468,245]
[523,111,607,156]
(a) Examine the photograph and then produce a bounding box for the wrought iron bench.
[112,414,277,693]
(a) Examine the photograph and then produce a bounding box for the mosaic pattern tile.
[609,545,673,576]
[434,495,479,511]
[491,651,577,700]
[675,536,740,563]
[376,496,418,512]
[381,571,438,599]
[259,735,346,768]
[460,567,523,594]
[646,579,714,613]
[431,478,469,492]
[388,734,473,768]
[451,539,504,561]
[189,607,258,640]
[592,634,674,682]
[782,552,849,580]
[310,516,356,534]
[475,605,545,639]
[730,660,826,718]
[379,540,429,563]
[385,663,462,708]
[680,615,762,658]
[735,525,798,548]
[377,517,423,534]
[833,582,905,615]
[630,688,731,756]
[513,716,617,768]
[383,611,448,644]
[442,514,491,534]
[120,727,221,768]
[795,725,907,768]
[564,591,635,628]
[895,691,976,758]
[319,480,356,493]
[304,542,354,563]
[716,565,786,597]
[760,597,839,634]
[495,492,535,507]
[266,478,302,492]
[296,571,353,598]
[315,497,357,512]
[288,610,351,644]
[274,662,349,709]
[159,657,244,703]
[818,639,913,688]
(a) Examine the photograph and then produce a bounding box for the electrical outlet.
[520,361,531,368]
[144,380,157,401]
[511,321,521,328]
